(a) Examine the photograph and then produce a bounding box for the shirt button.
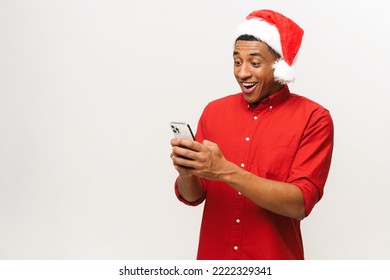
[269,105,273,111]
[236,219,241,223]
[238,192,242,195]
[234,246,238,251]
[254,116,258,120]
[240,163,245,168]
[245,137,250,141]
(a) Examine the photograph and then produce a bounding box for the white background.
[0,0,389,260]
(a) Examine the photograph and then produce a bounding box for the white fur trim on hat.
[233,18,282,58]
[273,59,296,84]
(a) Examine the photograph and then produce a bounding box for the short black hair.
[235,34,280,59]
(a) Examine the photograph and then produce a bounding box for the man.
[170,9,334,260]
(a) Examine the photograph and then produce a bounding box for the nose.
[237,63,252,79]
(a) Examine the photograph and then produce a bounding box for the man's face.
[233,40,282,105]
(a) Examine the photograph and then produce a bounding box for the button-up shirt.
[175,86,334,259]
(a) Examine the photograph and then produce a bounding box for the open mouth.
[242,82,257,89]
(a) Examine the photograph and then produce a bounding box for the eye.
[251,62,261,67]
[234,59,242,66]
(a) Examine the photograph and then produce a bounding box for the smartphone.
[170,122,195,140]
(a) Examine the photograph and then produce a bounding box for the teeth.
[243,82,256,87]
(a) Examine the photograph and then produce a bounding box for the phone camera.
[172,126,180,133]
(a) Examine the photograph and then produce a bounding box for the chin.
[243,95,260,105]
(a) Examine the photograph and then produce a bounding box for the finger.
[172,154,194,168]
[172,157,197,175]
[172,138,202,151]
[172,145,198,160]
[175,165,196,177]
[170,138,180,147]
[171,137,191,147]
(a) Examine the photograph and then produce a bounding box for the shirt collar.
[240,85,291,112]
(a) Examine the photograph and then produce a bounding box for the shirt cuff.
[174,177,207,206]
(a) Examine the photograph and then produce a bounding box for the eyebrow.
[233,51,265,58]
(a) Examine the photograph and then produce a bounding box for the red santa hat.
[233,9,304,84]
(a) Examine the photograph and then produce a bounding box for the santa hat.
[233,9,304,84]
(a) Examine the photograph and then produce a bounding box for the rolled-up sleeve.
[174,177,207,206]
[287,108,334,216]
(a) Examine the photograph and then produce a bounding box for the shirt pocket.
[249,145,296,182]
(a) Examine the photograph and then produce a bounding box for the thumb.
[203,139,213,145]
[202,139,217,147]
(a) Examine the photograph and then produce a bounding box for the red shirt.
[175,86,334,259]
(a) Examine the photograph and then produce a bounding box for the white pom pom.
[272,59,296,84]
